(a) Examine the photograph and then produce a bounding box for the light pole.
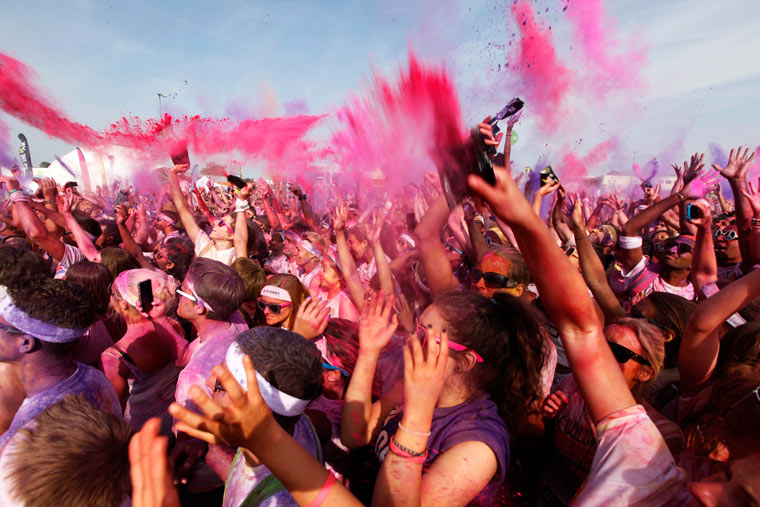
[157,93,167,116]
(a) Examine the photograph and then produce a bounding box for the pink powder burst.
[565,0,646,96]
[560,137,619,181]
[508,0,573,134]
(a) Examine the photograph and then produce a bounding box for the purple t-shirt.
[375,393,509,506]
[0,362,121,451]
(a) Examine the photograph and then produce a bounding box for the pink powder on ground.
[508,0,573,133]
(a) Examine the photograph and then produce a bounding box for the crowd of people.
[0,115,758,506]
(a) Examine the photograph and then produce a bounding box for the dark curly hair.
[433,291,546,435]
[0,246,49,290]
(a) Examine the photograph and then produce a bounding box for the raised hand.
[0,176,21,192]
[541,390,569,419]
[536,179,561,197]
[393,291,415,335]
[333,201,349,232]
[681,169,722,200]
[358,290,397,353]
[170,163,191,175]
[685,199,712,230]
[292,297,331,340]
[682,152,705,184]
[129,418,181,507]
[402,320,449,421]
[468,164,534,225]
[570,198,585,231]
[57,190,76,214]
[169,355,276,451]
[41,177,58,202]
[477,116,504,153]
[367,208,385,244]
[712,146,756,181]
[740,182,760,218]
[671,163,683,180]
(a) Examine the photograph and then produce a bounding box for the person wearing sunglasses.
[168,163,237,266]
[538,317,682,505]
[471,245,530,299]
[257,275,309,330]
[713,222,746,281]
[342,290,547,506]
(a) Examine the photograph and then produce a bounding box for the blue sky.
[1,0,758,178]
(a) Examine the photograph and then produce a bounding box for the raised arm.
[679,266,760,393]
[414,195,459,296]
[569,199,625,322]
[686,200,717,294]
[468,165,633,423]
[234,184,252,260]
[60,192,100,262]
[341,293,402,448]
[0,176,65,262]
[168,164,201,243]
[367,209,394,297]
[115,206,154,270]
[333,201,367,309]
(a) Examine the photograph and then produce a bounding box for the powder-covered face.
[260,295,292,327]
[209,215,234,241]
[604,324,649,389]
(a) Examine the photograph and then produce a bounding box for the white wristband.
[618,236,643,249]
[234,199,250,212]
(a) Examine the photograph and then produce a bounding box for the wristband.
[676,191,685,202]
[7,189,21,196]
[307,472,336,507]
[234,199,250,212]
[44,200,57,205]
[9,192,29,204]
[390,435,427,458]
[618,235,643,250]
[398,422,431,437]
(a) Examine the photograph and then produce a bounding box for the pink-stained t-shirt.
[573,404,691,506]
[609,257,695,311]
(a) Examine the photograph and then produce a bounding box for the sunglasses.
[726,385,760,414]
[628,308,674,339]
[471,269,517,289]
[415,320,484,363]
[0,322,23,334]
[608,341,651,366]
[662,241,693,255]
[256,299,292,314]
[216,219,234,236]
[322,362,349,377]
[713,229,738,241]
[176,285,214,312]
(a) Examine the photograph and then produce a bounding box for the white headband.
[260,285,292,302]
[224,342,311,417]
[297,239,321,259]
[0,292,85,343]
[399,233,416,248]
[157,213,176,225]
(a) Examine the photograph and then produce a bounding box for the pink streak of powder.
[331,50,464,193]
[509,0,573,134]
[560,137,619,180]
[565,0,646,95]
[0,52,324,172]
[0,118,16,168]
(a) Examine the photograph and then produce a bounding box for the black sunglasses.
[608,341,651,366]
[256,299,292,314]
[471,269,517,289]
[662,240,693,255]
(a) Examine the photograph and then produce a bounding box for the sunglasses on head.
[713,229,738,241]
[608,341,651,366]
[256,299,292,314]
[471,269,517,289]
[415,320,484,363]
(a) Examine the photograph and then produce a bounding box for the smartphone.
[115,190,129,206]
[686,203,703,220]
[227,175,247,189]
[138,279,153,313]
[540,166,559,187]
[406,212,417,231]
[170,146,190,166]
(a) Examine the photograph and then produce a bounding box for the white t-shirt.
[574,404,691,505]
[194,230,235,266]
[55,244,85,279]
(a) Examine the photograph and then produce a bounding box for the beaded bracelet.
[389,435,427,464]
[7,189,20,195]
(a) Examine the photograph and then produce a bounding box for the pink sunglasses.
[414,320,484,363]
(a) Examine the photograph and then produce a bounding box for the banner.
[17,133,32,178]
[76,147,92,193]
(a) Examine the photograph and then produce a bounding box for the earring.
[455,365,463,373]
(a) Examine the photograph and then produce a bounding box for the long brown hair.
[264,274,310,330]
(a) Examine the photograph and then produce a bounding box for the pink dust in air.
[330,50,464,195]
[0,118,16,168]
[560,137,619,181]
[508,0,572,134]
[564,0,645,96]
[0,52,324,174]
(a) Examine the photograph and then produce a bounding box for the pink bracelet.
[308,472,336,507]
[389,435,427,464]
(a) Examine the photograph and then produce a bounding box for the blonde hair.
[111,269,178,317]
[612,317,666,396]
